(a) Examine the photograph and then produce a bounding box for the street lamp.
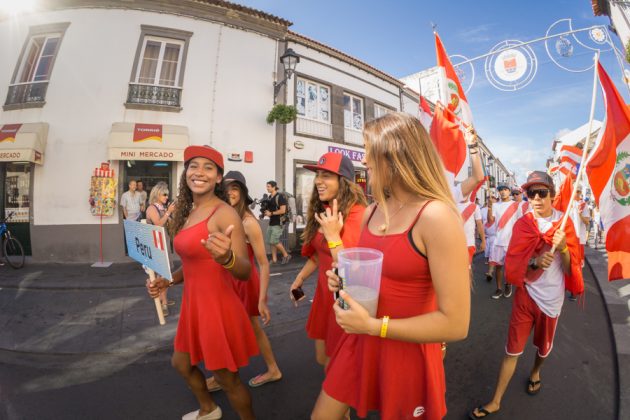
[273,48,300,103]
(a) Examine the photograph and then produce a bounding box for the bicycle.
[0,212,25,269]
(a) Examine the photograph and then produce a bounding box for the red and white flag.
[435,32,473,125]
[418,95,433,132]
[559,144,583,167]
[429,104,467,179]
[552,173,573,213]
[585,62,630,281]
[153,230,165,251]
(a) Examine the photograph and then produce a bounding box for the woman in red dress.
[206,170,282,392]
[147,145,257,420]
[312,113,471,420]
[290,152,367,367]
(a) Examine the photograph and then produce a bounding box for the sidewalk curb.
[585,245,628,420]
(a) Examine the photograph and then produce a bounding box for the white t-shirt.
[481,206,497,237]
[450,183,464,204]
[458,202,481,247]
[492,200,522,247]
[525,209,566,318]
[570,200,590,245]
[120,190,142,221]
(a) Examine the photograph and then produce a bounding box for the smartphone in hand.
[333,268,347,309]
[291,287,305,302]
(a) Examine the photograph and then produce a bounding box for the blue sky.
[240,0,627,183]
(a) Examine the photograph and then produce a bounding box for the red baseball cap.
[521,171,554,190]
[303,152,355,180]
[184,145,224,170]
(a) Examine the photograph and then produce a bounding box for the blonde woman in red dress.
[290,152,367,367]
[147,145,257,420]
[312,112,471,420]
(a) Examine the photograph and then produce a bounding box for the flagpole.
[551,51,600,253]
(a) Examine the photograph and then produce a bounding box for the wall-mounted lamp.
[273,48,300,103]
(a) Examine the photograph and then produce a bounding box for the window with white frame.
[135,37,184,87]
[374,103,390,119]
[14,34,61,84]
[344,93,364,131]
[296,78,330,122]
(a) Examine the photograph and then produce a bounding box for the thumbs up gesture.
[202,224,235,264]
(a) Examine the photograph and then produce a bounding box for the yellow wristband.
[222,250,236,270]
[559,245,569,254]
[327,240,343,249]
[380,316,390,338]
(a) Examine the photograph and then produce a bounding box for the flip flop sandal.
[469,405,496,419]
[248,374,282,388]
[527,379,542,395]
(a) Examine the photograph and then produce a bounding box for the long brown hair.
[363,112,457,228]
[227,181,255,220]
[168,163,226,236]
[301,175,367,245]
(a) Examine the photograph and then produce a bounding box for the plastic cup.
[337,247,384,317]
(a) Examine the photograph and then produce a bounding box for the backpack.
[275,192,295,226]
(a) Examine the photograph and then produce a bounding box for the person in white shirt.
[487,184,522,299]
[481,194,498,279]
[120,180,143,221]
[457,200,486,268]
[470,171,583,419]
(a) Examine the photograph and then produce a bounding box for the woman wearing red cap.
[312,113,470,420]
[147,145,257,420]
[290,151,367,367]
[205,170,282,393]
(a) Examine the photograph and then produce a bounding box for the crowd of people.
[138,111,594,420]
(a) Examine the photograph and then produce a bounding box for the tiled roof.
[194,0,292,26]
[287,31,403,87]
[591,0,607,16]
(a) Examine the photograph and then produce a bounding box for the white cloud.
[554,128,572,139]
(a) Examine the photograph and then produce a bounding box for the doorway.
[1,162,32,255]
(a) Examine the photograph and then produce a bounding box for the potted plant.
[266,104,297,125]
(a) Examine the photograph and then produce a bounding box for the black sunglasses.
[511,192,521,196]
[526,189,550,199]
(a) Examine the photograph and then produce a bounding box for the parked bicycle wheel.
[3,235,25,269]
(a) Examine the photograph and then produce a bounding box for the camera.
[250,193,272,219]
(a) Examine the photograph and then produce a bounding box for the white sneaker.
[182,406,222,420]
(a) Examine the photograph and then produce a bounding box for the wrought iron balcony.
[126,83,182,108]
[4,81,48,107]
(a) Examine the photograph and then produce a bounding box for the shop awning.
[108,123,189,161]
[0,122,48,164]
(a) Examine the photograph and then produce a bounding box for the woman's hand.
[146,276,170,298]
[202,224,234,264]
[314,199,344,242]
[537,251,555,269]
[258,300,271,325]
[333,290,379,335]
[166,201,176,216]
[289,277,304,307]
[326,262,340,293]
[464,125,479,146]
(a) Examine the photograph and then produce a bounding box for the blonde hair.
[363,112,457,226]
[148,181,169,205]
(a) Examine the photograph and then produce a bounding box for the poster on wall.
[89,163,117,216]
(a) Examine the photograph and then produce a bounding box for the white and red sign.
[0,124,22,142]
[133,124,162,142]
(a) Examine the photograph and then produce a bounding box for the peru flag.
[586,63,630,281]
[430,104,467,177]
[552,173,573,213]
[559,145,583,167]
[435,32,473,124]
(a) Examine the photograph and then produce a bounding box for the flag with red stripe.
[153,230,165,251]
[585,62,630,281]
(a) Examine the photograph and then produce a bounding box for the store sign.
[0,124,22,142]
[124,220,172,280]
[328,146,365,163]
[133,124,162,142]
[111,149,181,161]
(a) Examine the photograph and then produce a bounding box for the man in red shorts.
[469,171,584,419]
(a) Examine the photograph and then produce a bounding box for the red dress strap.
[406,200,433,232]
[365,204,379,225]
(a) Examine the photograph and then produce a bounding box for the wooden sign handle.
[148,268,166,325]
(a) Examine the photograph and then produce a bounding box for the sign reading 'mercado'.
[124,220,172,281]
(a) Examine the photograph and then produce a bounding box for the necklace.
[378,199,409,232]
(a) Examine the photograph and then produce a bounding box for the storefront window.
[4,163,30,223]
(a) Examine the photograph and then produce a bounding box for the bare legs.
[314,339,329,368]
[172,351,254,419]
[249,317,282,384]
[311,389,350,420]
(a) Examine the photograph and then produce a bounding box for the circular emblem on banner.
[555,36,574,57]
[611,151,630,206]
[485,40,537,91]
[493,49,527,82]
[590,27,607,44]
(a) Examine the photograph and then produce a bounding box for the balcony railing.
[4,81,48,107]
[126,83,182,108]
